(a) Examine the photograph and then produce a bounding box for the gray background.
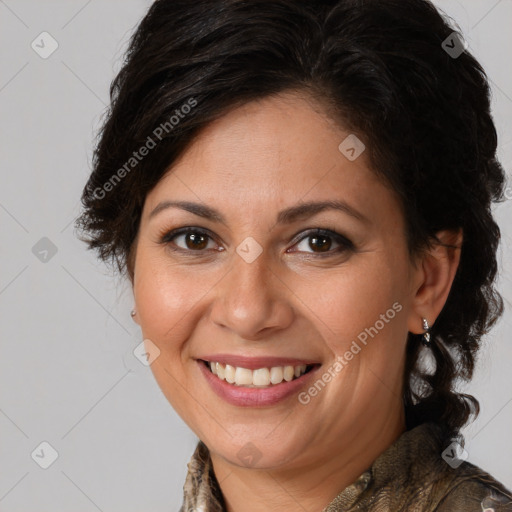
[0,1,511,510]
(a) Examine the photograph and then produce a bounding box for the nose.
[209,250,294,339]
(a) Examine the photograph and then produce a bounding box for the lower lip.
[197,360,321,407]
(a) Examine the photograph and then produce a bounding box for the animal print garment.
[179,422,512,511]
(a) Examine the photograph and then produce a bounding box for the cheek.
[133,251,215,343]
[132,251,214,422]
[291,253,409,358]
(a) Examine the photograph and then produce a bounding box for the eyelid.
[159,226,354,255]
[288,228,354,253]
[159,226,222,251]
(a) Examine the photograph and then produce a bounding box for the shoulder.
[367,421,512,512]
[434,461,512,511]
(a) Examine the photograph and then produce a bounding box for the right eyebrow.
[149,198,370,226]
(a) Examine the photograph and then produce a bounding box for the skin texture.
[131,91,462,511]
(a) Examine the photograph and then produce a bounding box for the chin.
[207,432,308,470]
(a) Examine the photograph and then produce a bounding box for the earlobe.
[407,228,463,334]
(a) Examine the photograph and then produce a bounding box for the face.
[132,91,419,470]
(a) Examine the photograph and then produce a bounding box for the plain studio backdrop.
[0,1,511,510]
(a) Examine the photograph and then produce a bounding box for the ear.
[407,228,463,334]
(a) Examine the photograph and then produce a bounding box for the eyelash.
[159,226,355,257]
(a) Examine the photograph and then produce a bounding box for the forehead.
[143,91,401,226]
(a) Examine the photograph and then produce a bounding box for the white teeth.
[205,361,311,387]
[270,366,283,384]
[283,365,295,382]
[235,367,253,386]
[216,362,225,380]
[225,364,236,383]
[253,368,270,386]
[295,365,307,378]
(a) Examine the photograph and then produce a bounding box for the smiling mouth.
[201,359,317,387]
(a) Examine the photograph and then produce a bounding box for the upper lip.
[197,354,321,370]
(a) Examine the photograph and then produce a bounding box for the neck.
[210,409,406,512]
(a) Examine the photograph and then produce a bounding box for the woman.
[77,0,512,510]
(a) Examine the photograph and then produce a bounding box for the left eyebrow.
[149,200,227,224]
[148,199,370,225]
[276,199,370,225]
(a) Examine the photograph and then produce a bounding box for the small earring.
[421,317,431,347]
[130,309,136,318]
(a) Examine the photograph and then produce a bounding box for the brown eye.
[308,234,332,252]
[184,232,209,250]
[291,229,354,255]
[161,228,217,252]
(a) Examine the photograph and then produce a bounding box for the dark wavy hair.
[77,0,506,445]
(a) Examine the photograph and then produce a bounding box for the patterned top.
[179,422,512,511]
